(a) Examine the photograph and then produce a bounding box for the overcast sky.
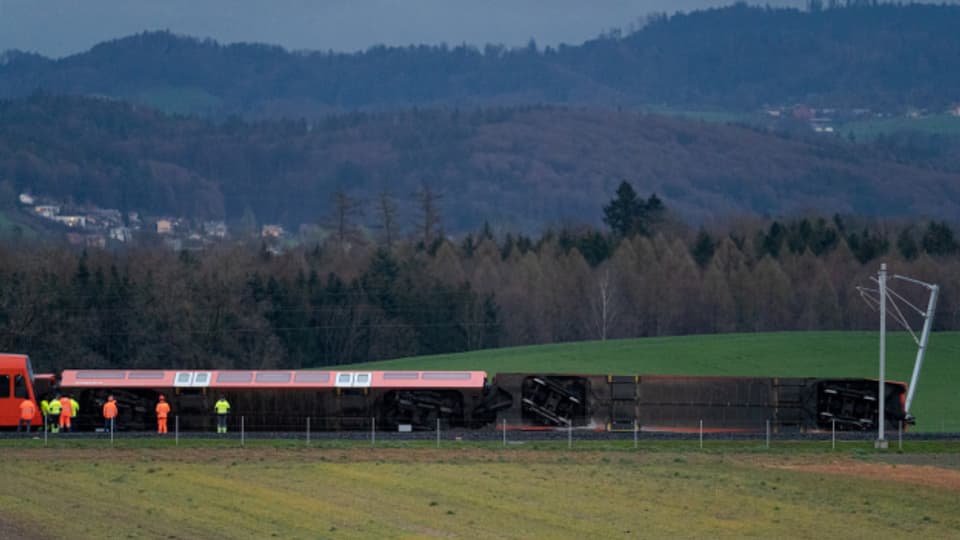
[0,0,809,58]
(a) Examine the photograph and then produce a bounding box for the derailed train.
[0,353,909,432]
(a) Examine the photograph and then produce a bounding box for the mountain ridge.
[3,4,960,116]
[1,95,958,231]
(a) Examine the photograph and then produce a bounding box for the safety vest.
[103,401,118,419]
[59,397,72,416]
[40,400,50,416]
[214,399,231,414]
[70,398,79,418]
[20,400,36,420]
[48,399,62,415]
[156,402,170,419]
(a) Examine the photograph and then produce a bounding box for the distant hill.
[2,96,959,230]
[2,4,960,115]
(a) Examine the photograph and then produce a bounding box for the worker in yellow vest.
[70,396,79,432]
[214,396,231,434]
[48,396,62,433]
[40,398,50,431]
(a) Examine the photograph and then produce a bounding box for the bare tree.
[330,190,363,254]
[590,265,620,340]
[375,191,399,250]
[415,184,442,247]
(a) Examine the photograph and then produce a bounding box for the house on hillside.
[53,215,86,228]
[110,227,133,243]
[950,104,960,117]
[261,224,284,238]
[156,218,173,234]
[203,220,227,238]
[18,193,34,205]
[34,205,60,218]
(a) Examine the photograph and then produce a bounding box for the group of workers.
[15,394,80,433]
[15,394,232,434]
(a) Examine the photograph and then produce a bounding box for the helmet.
[158,395,165,401]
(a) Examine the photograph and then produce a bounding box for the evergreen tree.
[603,181,643,237]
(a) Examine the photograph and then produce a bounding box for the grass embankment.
[345,331,960,433]
[0,448,957,539]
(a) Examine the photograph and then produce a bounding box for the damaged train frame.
[0,354,909,433]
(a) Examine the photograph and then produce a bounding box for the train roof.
[59,369,487,390]
[0,353,29,369]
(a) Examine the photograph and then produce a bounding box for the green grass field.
[1,447,958,539]
[344,331,960,433]
[842,113,960,139]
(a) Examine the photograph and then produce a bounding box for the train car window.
[77,371,125,379]
[14,374,28,398]
[128,372,165,379]
[0,375,9,398]
[421,372,473,380]
[255,372,291,383]
[294,372,330,383]
[382,372,419,380]
[218,372,253,383]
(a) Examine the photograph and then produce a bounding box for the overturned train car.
[0,355,907,432]
[37,366,908,433]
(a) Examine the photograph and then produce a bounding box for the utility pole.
[876,263,888,449]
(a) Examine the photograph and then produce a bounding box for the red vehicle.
[0,354,51,428]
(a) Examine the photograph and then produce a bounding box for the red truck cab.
[0,353,46,428]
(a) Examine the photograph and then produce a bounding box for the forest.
[2,95,960,232]
[1,185,958,373]
[2,4,960,114]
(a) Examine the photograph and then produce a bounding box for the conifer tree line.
[0,181,958,373]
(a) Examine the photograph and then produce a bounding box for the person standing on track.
[214,395,231,434]
[18,398,35,433]
[102,395,118,433]
[155,395,170,434]
[58,394,73,433]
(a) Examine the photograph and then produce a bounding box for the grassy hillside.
[346,331,960,432]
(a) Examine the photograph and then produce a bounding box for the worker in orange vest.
[18,398,36,433]
[102,395,118,433]
[155,395,171,434]
[58,394,73,432]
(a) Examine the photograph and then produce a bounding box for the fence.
[10,413,960,450]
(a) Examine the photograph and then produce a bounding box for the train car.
[55,368,495,432]
[492,373,909,432]
[0,353,908,433]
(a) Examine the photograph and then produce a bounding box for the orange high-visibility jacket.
[59,396,72,416]
[19,399,36,420]
[103,400,118,419]
[155,402,170,419]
